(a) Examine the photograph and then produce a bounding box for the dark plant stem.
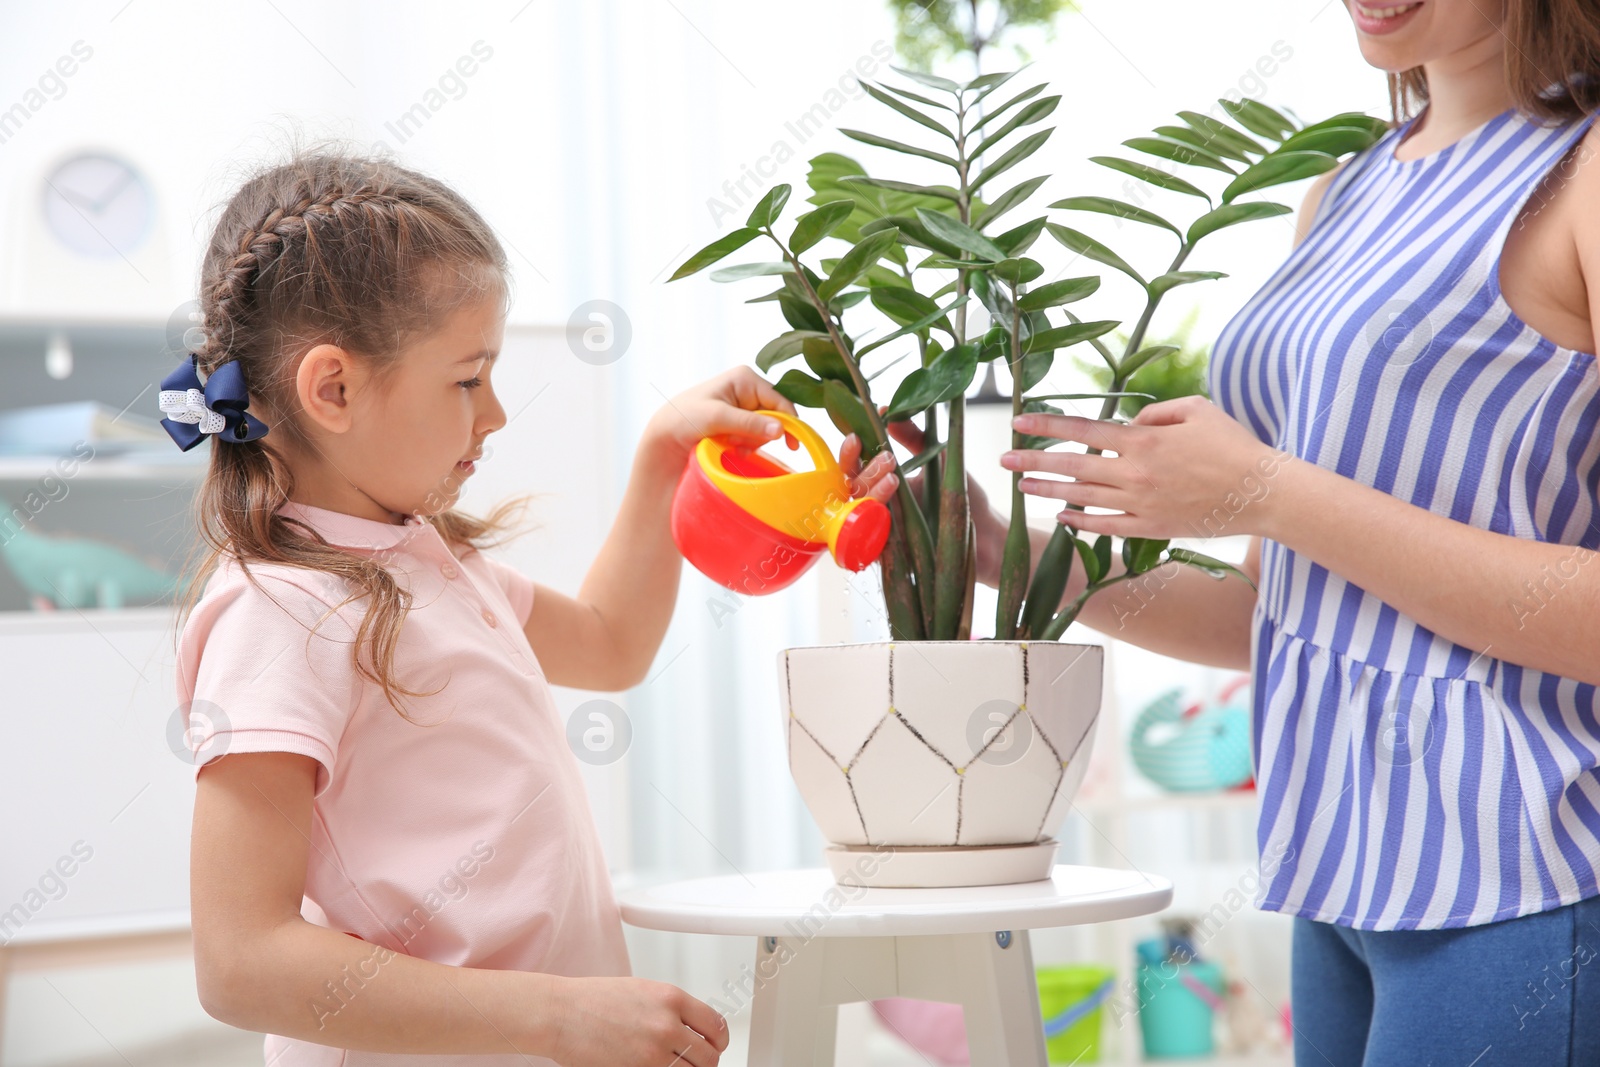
[994,279,1031,639]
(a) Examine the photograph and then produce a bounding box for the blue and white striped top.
[1207,104,1600,930]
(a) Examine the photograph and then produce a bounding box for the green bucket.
[1037,964,1115,1064]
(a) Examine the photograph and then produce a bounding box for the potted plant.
[669,29,1385,885]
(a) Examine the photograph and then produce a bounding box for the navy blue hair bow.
[157,354,269,451]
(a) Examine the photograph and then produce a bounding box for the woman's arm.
[191,752,727,1064]
[978,164,1344,667]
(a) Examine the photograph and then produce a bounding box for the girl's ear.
[295,343,364,434]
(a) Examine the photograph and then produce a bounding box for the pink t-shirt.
[176,501,631,1067]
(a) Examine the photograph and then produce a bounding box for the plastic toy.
[1129,675,1253,793]
[0,503,178,610]
[670,409,890,595]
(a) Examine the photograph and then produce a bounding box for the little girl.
[170,150,899,1067]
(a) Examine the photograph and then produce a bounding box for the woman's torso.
[1207,103,1600,930]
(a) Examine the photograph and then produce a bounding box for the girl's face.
[315,296,508,522]
[1343,0,1505,72]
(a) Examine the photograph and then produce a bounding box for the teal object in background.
[1135,937,1225,1058]
[1129,684,1253,793]
[0,505,178,609]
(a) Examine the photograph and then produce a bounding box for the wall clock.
[40,151,155,259]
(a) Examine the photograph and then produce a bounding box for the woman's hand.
[839,407,1010,588]
[1000,394,1284,539]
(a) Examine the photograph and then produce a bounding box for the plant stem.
[995,279,1031,638]
[772,230,938,633]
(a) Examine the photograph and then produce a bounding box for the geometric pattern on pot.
[780,641,1103,848]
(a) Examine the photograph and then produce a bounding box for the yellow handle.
[696,408,854,542]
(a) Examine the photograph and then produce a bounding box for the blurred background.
[0,0,1384,1063]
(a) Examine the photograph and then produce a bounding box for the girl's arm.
[523,367,897,690]
[191,751,728,1065]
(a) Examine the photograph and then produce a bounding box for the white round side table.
[618,864,1173,1066]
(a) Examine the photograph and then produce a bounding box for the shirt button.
[482,609,498,628]
[441,563,459,579]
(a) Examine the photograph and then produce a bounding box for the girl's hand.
[548,976,727,1067]
[839,406,1009,588]
[1001,394,1282,539]
[645,366,903,505]
[645,366,800,468]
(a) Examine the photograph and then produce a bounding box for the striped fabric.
[1207,104,1600,930]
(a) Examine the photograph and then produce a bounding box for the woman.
[974,0,1600,1062]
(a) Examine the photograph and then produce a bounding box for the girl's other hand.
[548,976,727,1067]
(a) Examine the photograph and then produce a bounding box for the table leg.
[747,935,837,1067]
[897,930,1049,1066]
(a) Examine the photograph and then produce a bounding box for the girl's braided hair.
[181,147,525,719]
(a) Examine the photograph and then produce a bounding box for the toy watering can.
[670,409,891,595]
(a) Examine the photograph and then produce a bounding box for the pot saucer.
[826,839,1059,888]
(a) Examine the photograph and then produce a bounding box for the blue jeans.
[1292,896,1600,1066]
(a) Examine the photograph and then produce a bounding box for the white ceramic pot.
[778,640,1104,888]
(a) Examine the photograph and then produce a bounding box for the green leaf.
[1146,270,1227,298]
[1121,536,1168,575]
[965,69,1019,94]
[774,369,825,408]
[972,128,1054,192]
[745,185,791,229]
[1021,319,1121,356]
[790,200,856,255]
[1177,110,1267,158]
[865,214,963,258]
[862,80,956,139]
[1122,136,1236,175]
[778,292,826,331]
[818,227,902,302]
[804,153,957,245]
[838,174,961,203]
[1219,97,1297,140]
[975,175,1049,230]
[1089,156,1212,203]
[884,341,979,421]
[710,261,794,282]
[858,294,969,356]
[1187,201,1293,244]
[992,257,1045,285]
[898,438,947,476]
[802,336,852,382]
[1277,125,1381,157]
[1222,151,1338,202]
[840,128,959,168]
[992,216,1048,256]
[916,207,1007,261]
[1027,390,1157,403]
[973,96,1061,159]
[1017,275,1101,312]
[1298,111,1387,138]
[870,285,944,330]
[668,227,762,281]
[1153,124,1252,164]
[755,329,827,372]
[877,81,954,111]
[970,83,1046,133]
[822,378,877,444]
[830,289,872,312]
[889,65,963,94]
[1073,535,1103,584]
[1049,196,1181,237]
[1167,546,1258,590]
[1093,533,1113,582]
[1046,223,1145,285]
[1120,344,1180,377]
